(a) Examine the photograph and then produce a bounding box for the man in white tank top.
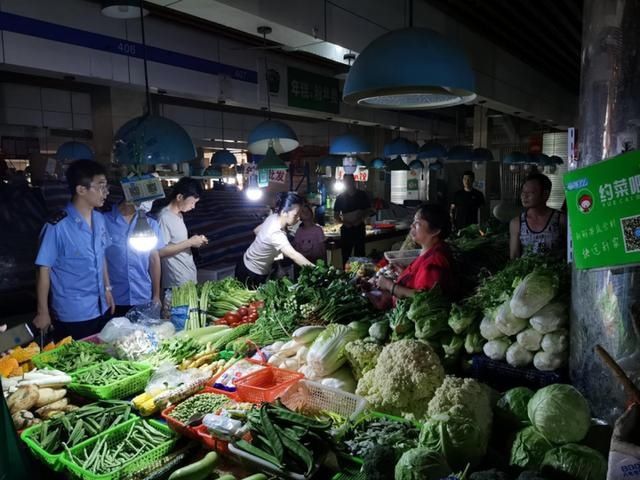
[509,172,567,259]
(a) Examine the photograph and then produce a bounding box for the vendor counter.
[324,227,409,268]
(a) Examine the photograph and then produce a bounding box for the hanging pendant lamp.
[383,136,419,157]
[211,110,237,166]
[429,160,444,171]
[329,133,371,155]
[418,140,447,159]
[370,157,387,169]
[101,0,148,18]
[472,148,493,162]
[55,141,94,162]
[387,155,410,171]
[247,120,299,155]
[343,27,476,109]
[503,151,527,172]
[408,159,424,170]
[115,115,196,164]
[257,144,288,171]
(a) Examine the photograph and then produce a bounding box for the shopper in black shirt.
[450,171,485,231]
[334,174,372,266]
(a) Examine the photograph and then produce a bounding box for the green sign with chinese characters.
[287,67,340,114]
[563,150,640,269]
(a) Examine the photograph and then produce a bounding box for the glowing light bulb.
[333,180,345,193]
[246,187,263,201]
[128,213,158,252]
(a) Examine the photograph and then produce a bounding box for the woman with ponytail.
[236,192,313,287]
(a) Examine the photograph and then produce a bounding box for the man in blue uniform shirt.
[33,159,115,340]
[104,200,165,317]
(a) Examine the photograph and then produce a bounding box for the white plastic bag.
[506,343,533,368]
[495,300,528,336]
[517,328,543,351]
[483,338,512,361]
[529,302,568,334]
[541,329,569,354]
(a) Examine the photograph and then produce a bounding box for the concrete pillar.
[473,106,490,222]
[90,86,113,165]
[570,0,640,422]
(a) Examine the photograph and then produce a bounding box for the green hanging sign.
[287,67,340,114]
[563,150,640,269]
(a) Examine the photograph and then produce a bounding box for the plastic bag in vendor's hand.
[126,302,162,323]
[98,317,136,343]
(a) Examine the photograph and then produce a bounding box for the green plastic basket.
[70,360,152,400]
[59,419,177,480]
[32,341,110,373]
[20,408,139,472]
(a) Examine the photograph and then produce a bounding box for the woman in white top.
[158,177,208,289]
[236,192,313,287]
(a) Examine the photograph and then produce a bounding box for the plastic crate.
[69,360,153,400]
[161,388,233,440]
[194,424,231,454]
[384,249,421,267]
[234,366,303,403]
[228,442,316,480]
[208,358,267,401]
[280,380,368,421]
[20,408,139,472]
[32,341,110,373]
[59,419,177,480]
[469,354,568,391]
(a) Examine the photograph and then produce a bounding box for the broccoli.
[355,339,445,421]
[362,444,398,480]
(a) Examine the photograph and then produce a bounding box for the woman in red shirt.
[376,204,453,300]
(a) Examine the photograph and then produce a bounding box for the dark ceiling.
[424,0,583,93]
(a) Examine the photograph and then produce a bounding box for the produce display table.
[325,227,409,268]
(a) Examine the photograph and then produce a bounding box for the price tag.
[120,174,165,204]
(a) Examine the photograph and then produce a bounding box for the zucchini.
[167,451,219,480]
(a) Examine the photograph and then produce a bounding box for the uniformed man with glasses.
[33,159,116,340]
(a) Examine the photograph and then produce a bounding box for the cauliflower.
[344,340,383,380]
[427,376,493,432]
[356,339,445,421]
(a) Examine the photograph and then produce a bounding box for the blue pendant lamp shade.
[247,120,299,155]
[408,159,424,170]
[418,140,447,159]
[318,155,341,168]
[343,28,476,109]
[257,146,288,171]
[329,133,371,155]
[370,157,386,169]
[528,153,549,166]
[429,160,444,171]
[101,0,148,18]
[503,151,527,165]
[211,149,237,166]
[55,141,94,162]
[383,136,419,157]
[447,145,473,161]
[387,155,410,171]
[114,115,196,165]
[472,148,494,162]
[549,155,564,165]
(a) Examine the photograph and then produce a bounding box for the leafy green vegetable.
[448,303,478,335]
[369,320,390,343]
[464,329,485,354]
[394,448,451,480]
[528,384,591,444]
[440,333,465,361]
[510,426,553,469]
[306,324,366,376]
[541,444,607,480]
[496,387,534,428]
[408,287,451,340]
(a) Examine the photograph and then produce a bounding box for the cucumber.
[167,451,219,480]
[241,475,267,480]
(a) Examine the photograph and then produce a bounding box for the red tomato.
[224,312,241,325]
[248,312,259,322]
[237,307,249,317]
[251,301,264,308]
[248,307,257,315]
[214,318,228,325]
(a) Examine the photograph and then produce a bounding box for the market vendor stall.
[0,250,616,480]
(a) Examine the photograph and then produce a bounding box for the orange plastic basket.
[194,424,231,454]
[234,366,303,403]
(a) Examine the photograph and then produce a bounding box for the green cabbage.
[510,426,554,469]
[419,412,487,470]
[510,269,559,318]
[527,384,591,444]
[541,444,607,480]
[394,447,451,480]
[496,387,534,427]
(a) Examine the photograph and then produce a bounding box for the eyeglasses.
[88,182,110,193]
